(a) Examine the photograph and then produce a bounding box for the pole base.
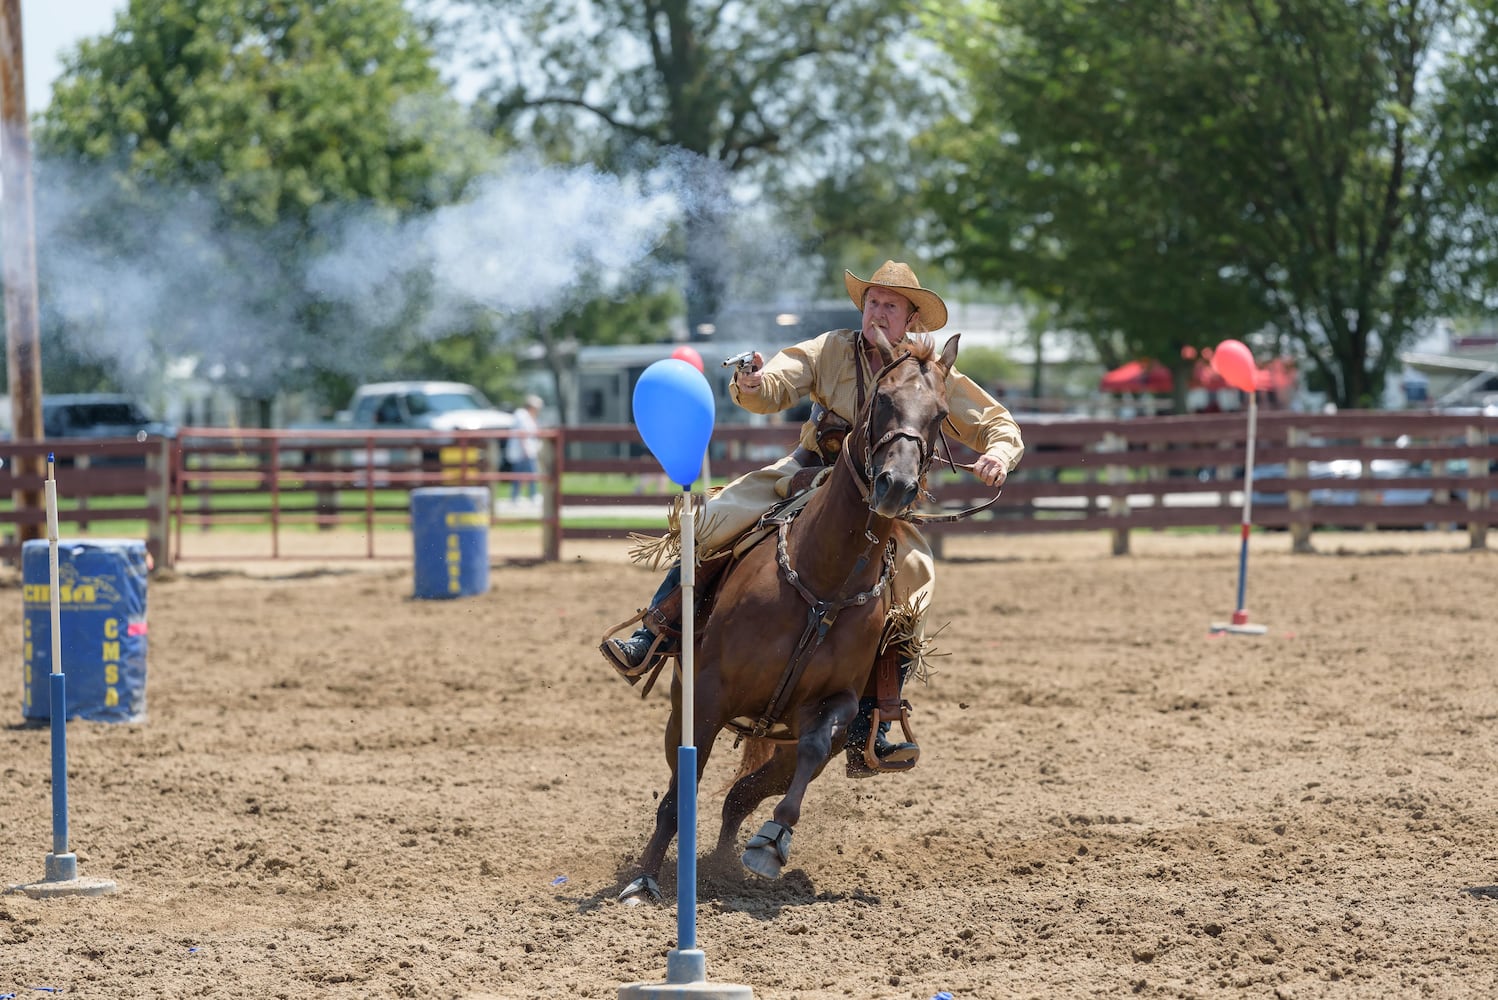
[1209,621,1269,636]
[6,877,118,899]
[4,853,117,898]
[619,950,753,999]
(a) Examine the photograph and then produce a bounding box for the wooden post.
[1468,425,1488,551]
[1287,427,1313,553]
[147,438,171,569]
[1,0,45,545]
[1102,431,1130,556]
[541,432,561,562]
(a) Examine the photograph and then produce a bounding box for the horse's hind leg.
[741,693,856,880]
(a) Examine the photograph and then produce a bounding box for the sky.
[22,0,125,113]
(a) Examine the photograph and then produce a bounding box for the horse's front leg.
[741,692,856,879]
[715,740,797,860]
[620,697,722,905]
[619,701,685,904]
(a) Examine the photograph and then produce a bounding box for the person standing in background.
[506,395,544,501]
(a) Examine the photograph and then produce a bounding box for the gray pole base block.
[1209,621,1270,635]
[6,877,118,899]
[5,853,118,898]
[619,950,753,999]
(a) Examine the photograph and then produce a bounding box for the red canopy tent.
[1099,357,1295,394]
[1098,359,1173,394]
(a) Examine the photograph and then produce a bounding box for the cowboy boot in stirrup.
[601,563,682,685]
[845,655,919,778]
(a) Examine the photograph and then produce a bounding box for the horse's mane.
[898,332,937,365]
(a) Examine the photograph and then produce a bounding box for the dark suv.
[42,394,176,441]
[40,394,176,468]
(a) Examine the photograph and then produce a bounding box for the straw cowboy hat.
[844,260,948,332]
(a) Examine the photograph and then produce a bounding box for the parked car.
[336,381,515,434]
[1250,458,1435,508]
[290,381,516,477]
[42,393,176,441]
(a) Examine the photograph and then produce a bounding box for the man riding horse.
[601,260,1024,776]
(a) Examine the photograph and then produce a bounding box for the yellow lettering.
[105,619,120,639]
[105,688,119,707]
[103,641,121,662]
[23,641,31,661]
[444,512,488,528]
[105,664,120,684]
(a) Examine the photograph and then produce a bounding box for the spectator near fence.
[506,395,544,501]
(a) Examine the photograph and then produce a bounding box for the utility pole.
[1,0,45,544]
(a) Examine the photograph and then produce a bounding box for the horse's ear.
[939,334,961,372]
[871,326,898,362]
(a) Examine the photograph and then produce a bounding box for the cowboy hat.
[844,260,948,332]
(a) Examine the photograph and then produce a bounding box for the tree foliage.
[1433,0,1498,313]
[449,0,947,322]
[32,0,486,411]
[926,0,1478,408]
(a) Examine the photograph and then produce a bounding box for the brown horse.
[618,328,959,904]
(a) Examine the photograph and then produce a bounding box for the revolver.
[721,350,757,373]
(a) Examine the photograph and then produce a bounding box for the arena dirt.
[3,529,1498,999]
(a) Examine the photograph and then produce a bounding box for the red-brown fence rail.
[0,438,172,566]
[2,410,1495,569]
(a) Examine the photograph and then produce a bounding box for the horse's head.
[855,329,959,518]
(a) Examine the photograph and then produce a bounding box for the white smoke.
[306,161,681,336]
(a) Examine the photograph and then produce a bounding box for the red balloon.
[670,345,704,373]
[1211,339,1258,393]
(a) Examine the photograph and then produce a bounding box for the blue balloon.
[632,358,716,488]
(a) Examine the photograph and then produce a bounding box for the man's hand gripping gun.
[721,351,757,374]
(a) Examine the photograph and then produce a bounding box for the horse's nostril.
[874,471,918,512]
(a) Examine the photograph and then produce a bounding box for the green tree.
[926,0,1470,409]
[1433,0,1498,315]
[449,0,946,326]
[33,0,488,419]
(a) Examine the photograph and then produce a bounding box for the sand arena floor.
[3,528,1498,999]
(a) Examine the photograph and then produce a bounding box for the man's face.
[861,287,916,345]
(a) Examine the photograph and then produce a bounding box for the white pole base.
[6,876,117,898]
[620,950,753,998]
[1210,621,1269,636]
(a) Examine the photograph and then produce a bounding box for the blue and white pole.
[619,358,751,999]
[6,454,117,898]
[44,453,76,884]
[1209,340,1270,637]
[664,486,702,984]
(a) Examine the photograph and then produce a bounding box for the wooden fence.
[2,410,1495,569]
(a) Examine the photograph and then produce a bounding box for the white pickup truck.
[337,381,515,433]
[291,380,516,476]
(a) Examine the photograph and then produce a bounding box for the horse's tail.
[721,736,777,794]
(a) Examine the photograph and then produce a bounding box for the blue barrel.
[411,486,491,599]
[22,538,149,723]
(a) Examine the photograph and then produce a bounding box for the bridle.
[851,348,1003,524]
[852,349,939,505]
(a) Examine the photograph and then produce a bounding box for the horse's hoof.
[618,874,662,905]
[742,820,792,880]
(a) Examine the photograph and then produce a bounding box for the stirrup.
[599,612,676,697]
[854,703,920,775]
